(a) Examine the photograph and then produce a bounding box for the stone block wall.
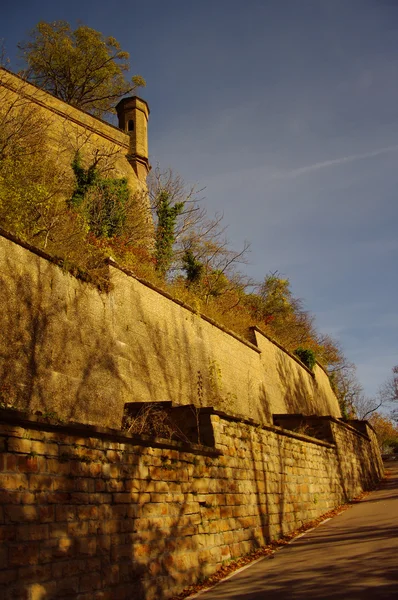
[330,419,384,499]
[0,409,382,599]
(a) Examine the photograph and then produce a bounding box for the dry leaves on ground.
[168,491,371,600]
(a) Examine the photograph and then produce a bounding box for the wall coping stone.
[199,407,337,448]
[274,413,372,442]
[0,406,338,451]
[0,408,221,457]
[337,418,374,440]
[345,418,377,436]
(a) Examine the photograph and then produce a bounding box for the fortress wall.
[108,265,267,422]
[0,410,382,599]
[0,68,151,207]
[0,232,341,427]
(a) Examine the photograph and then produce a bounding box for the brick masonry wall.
[0,410,382,600]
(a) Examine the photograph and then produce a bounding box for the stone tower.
[116,96,150,183]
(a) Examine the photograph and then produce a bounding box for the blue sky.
[2,0,398,400]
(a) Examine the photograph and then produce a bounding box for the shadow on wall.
[273,433,337,538]
[273,415,383,506]
[108,266,273,425]
[255,382,272,424]
[275,353,314,415]
[0,245,218,428]
[1,234,340,429]
[0,254,126,426]
[0,408,385,599]
[332,422,382,502]
[0,418,277,600]
[2,438,217,599]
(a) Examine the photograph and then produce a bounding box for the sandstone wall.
[253,327,339,417]
[0,232,341,428]
[0,410,382,600]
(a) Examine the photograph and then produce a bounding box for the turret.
[116,96,150,182]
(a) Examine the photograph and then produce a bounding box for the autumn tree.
[375,364,398,424]
[0,75,50,162]
[350,394,387,420]
[148,166,252,315]
[245,273,317,350]
[18,21,145,118]
[180,214,251,307]
[148,167,206,264]
[368,412,398,453]
[326,357,363,418]
[0,80,73,244]
[380,365,398,405]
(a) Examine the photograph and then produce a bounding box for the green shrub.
[294,347,317,371]
[70,152,129,238]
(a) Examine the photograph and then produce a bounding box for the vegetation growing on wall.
[0,29,366,415]
[294,348,317,371]
[70,151,130,238]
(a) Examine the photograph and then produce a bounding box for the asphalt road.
[192,462,398,600]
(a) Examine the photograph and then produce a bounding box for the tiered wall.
[0,67,385,600]
[0,410,382,600]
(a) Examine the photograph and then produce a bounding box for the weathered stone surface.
[0,231,340,429]
[0,413,383,599]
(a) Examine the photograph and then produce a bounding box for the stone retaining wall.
[0,409,383,599]
[0,232,341,428]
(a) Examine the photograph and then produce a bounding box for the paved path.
[193,463,398,600]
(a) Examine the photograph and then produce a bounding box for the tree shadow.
[193,544,398,599]
[1,412,232,599]
[0,232,386,599]
[0,239,126,427]
[0,231,270,428]
[193,467,398,599]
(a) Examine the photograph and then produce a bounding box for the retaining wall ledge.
[0,408,221,457]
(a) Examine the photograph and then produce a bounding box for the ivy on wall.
[70,152,130,238]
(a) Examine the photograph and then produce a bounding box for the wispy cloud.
[279,144,398,179]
